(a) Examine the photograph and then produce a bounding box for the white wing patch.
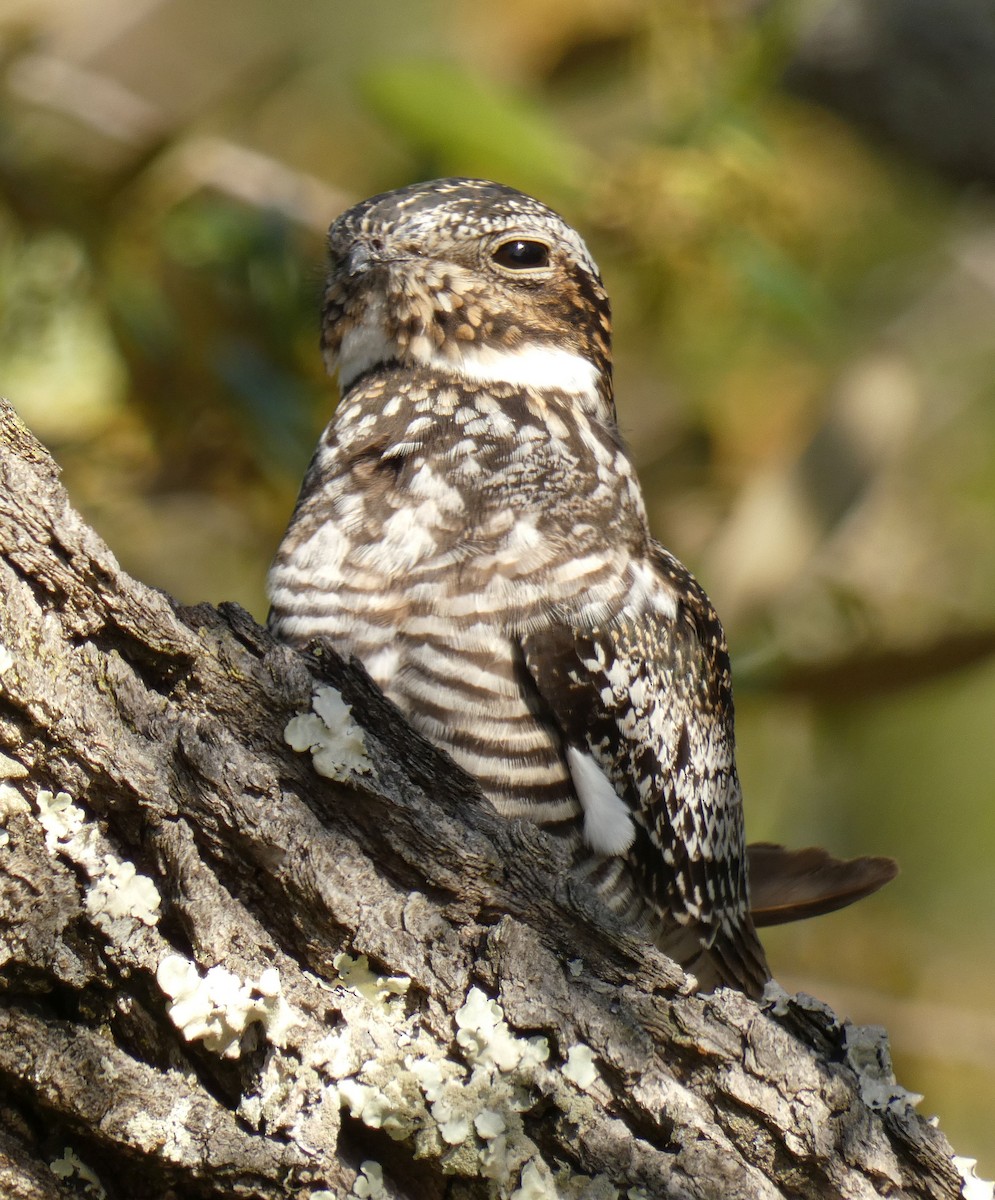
[566,746,635,856]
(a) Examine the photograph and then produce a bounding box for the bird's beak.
[346,241,375,276]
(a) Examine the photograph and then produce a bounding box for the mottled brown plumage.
[269,178,895,997]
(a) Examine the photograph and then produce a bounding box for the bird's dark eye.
[491,239,551,271]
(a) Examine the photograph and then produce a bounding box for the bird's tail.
[747,842,898,927]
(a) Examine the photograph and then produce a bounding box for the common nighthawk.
[268,178,896,996]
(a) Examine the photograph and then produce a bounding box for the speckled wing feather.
[521,543,769,996]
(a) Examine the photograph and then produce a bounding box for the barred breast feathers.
[269,370,652,643]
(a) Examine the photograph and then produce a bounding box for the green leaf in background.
[723,229,835,341]
[360,60,593,201]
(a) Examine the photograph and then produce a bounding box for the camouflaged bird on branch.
[268,178,896,997]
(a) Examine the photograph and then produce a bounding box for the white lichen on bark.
[334,951,410,1004]
[36,787,85,849]
[316,969,626,1197]
[561,1044,598,1091]
[351,1160,386,1198]
[953,1157,995,1200]
[33,785,162,926]
[284,683,372,780]
[85,853,161,926]
[157,955,298,1058]
[49,1146,106,1198]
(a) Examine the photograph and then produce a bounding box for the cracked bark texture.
[0,397,969,1199]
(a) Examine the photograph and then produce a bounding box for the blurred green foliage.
[0,0,993,1170]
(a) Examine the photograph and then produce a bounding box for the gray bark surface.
[0,398,969,1199]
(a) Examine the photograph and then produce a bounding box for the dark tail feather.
[747,842,898,928]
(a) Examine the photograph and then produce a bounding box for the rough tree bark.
[0,396,977,1200]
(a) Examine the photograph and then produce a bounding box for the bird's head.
[322,178,614,420]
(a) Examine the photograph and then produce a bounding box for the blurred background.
[0,0,992,1171]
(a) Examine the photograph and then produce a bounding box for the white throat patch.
[336,300,392,390]
[337,311,600,407]
[450,342,600,400]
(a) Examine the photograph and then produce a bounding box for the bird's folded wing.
[519,588,769,995]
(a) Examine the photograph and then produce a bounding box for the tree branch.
[0,397,971,1198]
